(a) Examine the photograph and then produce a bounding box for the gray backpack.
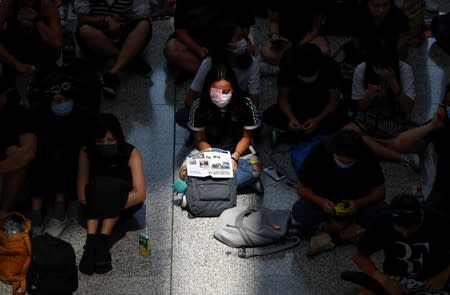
[185,176,237,217]
[214,207,301,258]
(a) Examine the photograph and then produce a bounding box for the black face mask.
[95,144,118,159]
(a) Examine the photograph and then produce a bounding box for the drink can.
[139,233,152,257]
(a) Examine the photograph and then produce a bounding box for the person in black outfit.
[0,80,36,215]
[263,43,349,140]
[30,71,92,237]
[350,194,450,295]
[292,130,386,256]
[77,113,146,275]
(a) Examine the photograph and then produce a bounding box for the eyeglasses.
[44,82,72,94]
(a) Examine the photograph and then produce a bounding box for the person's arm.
[343,184,385,215]
[278,86,302,130]
[352,64,379,111]
[175,28,208,59]
[353,248,408,295]
[76,148,89,205]
[388,76,414,114]
[0,133,36,174]
[193,130,211,151]
[296,181,335,214]
[231,129,251,169]
[125,148,146,208]
[34,0,63,49]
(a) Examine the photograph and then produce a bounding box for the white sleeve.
[132,0,151,19]
[73,0,90,15]
[399,61,416,100]
[247,57,260,96]
[190,58,212,93]
[351,63,367,101]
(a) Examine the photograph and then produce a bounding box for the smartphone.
[263,166,286,181]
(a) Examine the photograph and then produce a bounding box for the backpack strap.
[12,229,32,295]
[234,209,256,247]
[237,236,301,259]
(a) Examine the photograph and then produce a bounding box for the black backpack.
[26,234,78,295]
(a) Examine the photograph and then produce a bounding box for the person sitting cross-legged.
[292,130,387,256]
[74,0,152,97]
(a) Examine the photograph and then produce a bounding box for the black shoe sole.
[95,262,112,274]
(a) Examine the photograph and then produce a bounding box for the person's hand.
[431,104,447,129]
[196,46,208,59]
[178,163,187,180]
[15,63,35,75]
[423,273,448,292]
[367,84,381,97]
[302,118,319,135]
[342,199,359,215]
[379,276,407,295]
[288,118,302,131]
[18,7,38,21]
[373,66,396,82]
[320,199,336,214]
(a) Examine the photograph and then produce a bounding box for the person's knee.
[133,19,152,35]
[164,38,181,60]
[342,122,362,133]
[78,24,103,40]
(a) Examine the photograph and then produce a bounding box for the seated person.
[263,43,349,140]
[350,194,450,295]
[0,0,62,85]
[163,0,255,79]
[344,40,418,171]
[0,80,36,215]
[385,83,450,216]
[259,0,329,70]
[30,71,92,237]
[77,113,146,275]
[74,0,152,97]
[344,0,409,64]
[175,21,260,129]
[183,64,262,191]
[292,130,386,256]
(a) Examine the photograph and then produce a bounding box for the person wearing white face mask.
[175,22,260,133]
[263,43,349,144]
[186,64,262,191]
[292,130,387,256]
[29,71,94,237]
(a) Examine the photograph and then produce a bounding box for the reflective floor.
[2,3,450,294]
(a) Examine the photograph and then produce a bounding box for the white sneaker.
[181,195,187,209]
[43,216,69,238]
[401,153,421,172]
[424,0,439,12]
[306,232,335,257]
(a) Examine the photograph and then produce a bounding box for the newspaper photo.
[186,148,233,178]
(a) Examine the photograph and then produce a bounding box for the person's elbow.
[136,187,147,204]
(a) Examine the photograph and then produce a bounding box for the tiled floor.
[1,3,450,294]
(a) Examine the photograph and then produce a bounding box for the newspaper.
[186,148,233,178]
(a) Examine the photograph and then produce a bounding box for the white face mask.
[228,38,247,56]
[334,159,356,169]
[210,87,232,108]
[298,71,319,84]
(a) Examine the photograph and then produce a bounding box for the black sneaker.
[102,73,119,97]
[95,234,112,274]
[79,234,96,275]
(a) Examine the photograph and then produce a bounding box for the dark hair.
[93,113,126,145]
[390,194,422,227]
[363,39,401,95]
[292,43,323,77]
[328,129,371,160]
[197,64,246,119]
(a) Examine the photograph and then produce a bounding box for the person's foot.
[102,73,120,97]
[401,153,421,172]
[306,232,335,257]
[43,216,69,238]
[95,234,112,274]
[181,194,187,209]
[79,234,96,275]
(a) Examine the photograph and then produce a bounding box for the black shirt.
[278,50,342,122]
[425,122,450,196]
[358,209,450,280]
[298,142,385,204]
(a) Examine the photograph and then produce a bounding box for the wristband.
[32,15,42,24]
[231,156,238,163]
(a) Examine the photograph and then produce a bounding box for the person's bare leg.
[0,167,26,212]
[109,20,152,75]
[339,223,365,243]
[164,38,201,74]
[87,219,99,234]
[78,24,120,59]
[100,217,119,235]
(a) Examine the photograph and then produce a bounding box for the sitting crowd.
[0,0,449,293]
